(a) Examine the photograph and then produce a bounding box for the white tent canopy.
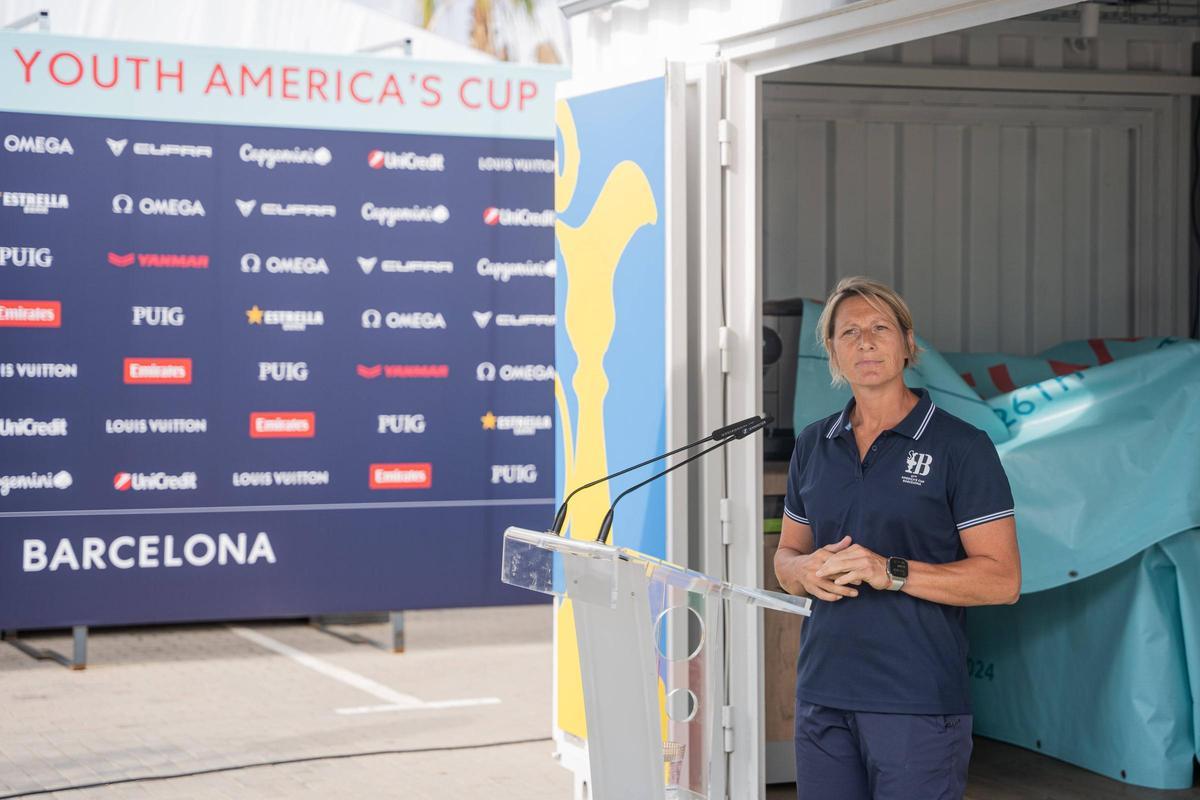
[0,0,495,61]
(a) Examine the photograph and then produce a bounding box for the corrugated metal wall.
[762,24,1194,357]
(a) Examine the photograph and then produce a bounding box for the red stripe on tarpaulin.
[1110,337,1144,342]
[988,364,1017,394]
[1048,359,1090,376]
[1088,339,1115,364]
[961,372,976,387]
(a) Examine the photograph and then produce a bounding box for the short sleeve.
[783,434,810,526]
[950,432,1015,532]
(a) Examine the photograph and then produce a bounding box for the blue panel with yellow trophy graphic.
[552,76,666,741]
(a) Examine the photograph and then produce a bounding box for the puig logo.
[132,306,184,326]
[0,246,52,268]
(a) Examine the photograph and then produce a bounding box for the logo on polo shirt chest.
[902,450,933,486]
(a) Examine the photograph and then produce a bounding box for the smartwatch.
[885,557,909,592]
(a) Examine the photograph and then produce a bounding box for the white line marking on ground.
[335,698,503,715]
[229,626,502,715]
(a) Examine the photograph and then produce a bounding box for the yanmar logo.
[4,134,73,155]
[249,412,315,438]
[108,252,209,269]
[113,471,198,491]
[482,207,554,227]
[356,364,449,379]
[2,191,68,215]
[0,300,60,327]
[369,463,432,490]
[124,358,192,385]
[367,149,445,171]
[112,195,205,217]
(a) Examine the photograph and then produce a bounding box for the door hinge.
[722,705,734,752]
[719,498,731,545]
[718,326,730,373]
[717,119,732,168]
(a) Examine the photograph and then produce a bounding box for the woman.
[774,276,1021,800]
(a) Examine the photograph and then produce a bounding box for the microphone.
[595,415,772,545]
[549,415,767,535]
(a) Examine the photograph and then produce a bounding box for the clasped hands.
[795,535,892,602]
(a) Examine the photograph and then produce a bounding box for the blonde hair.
[817,276,922,386]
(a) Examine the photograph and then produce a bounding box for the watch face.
[888,557,909,579]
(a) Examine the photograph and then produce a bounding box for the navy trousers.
[794,701,972,800]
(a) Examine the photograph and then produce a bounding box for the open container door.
[716,0,1081,795]
[552,61,726,798]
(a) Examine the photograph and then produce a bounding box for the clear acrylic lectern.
[501,527,812,800]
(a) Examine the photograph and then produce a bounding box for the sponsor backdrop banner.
[0,32,563,629]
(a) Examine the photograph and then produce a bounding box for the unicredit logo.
[107,251,209,269]
[112,194,206,217]
[124,358,192,385]
[0,246,52,268]
[367,150,445,171]
[240,143,332,168]
[369,463,432,490]
[0,300,60,327]
[482,207,554,227]
[113,471,198,491]
[249,412,315,438]
[0,417,68,437]
[356,364,449,379]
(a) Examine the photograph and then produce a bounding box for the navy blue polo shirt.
[784,387,1014,715]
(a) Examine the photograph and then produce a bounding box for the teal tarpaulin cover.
[791,299,1200,788]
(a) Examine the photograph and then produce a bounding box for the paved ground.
[1,606,1196,799]
[0,606,568,800]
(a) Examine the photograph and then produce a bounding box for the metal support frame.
[2,626,87,670]
[3,9,49,31]
[308,611,405,653]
